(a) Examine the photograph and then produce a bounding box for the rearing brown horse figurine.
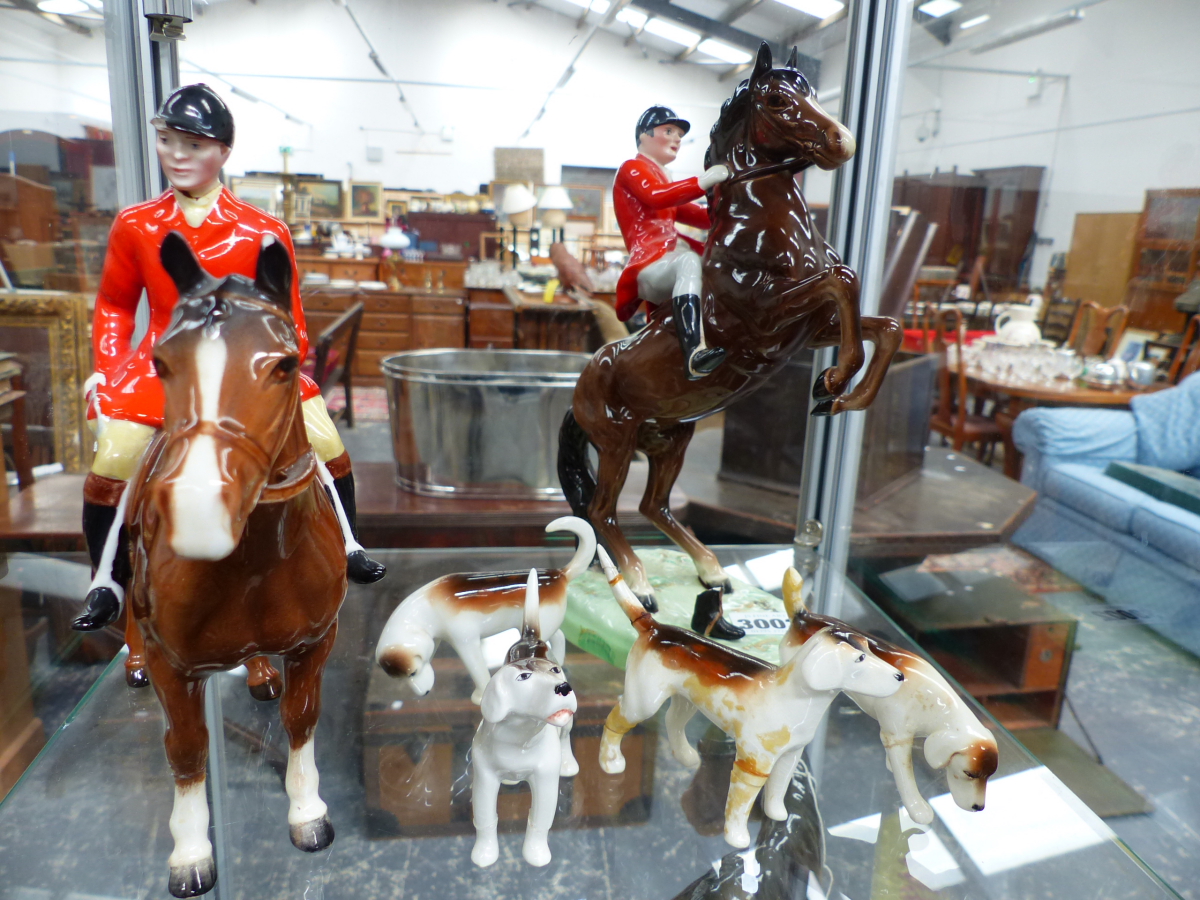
[559,43,901,608]
[126,232,346,897]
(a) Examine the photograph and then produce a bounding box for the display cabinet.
[0,547,1180,900]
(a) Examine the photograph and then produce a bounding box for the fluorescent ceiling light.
[562,0,611,12]
[36,0,92,13]
[773,0,845,19]
[643,17,699,45]
[616,7,648,28]
[698,38,752,64]
[960,13,990,28]
[918,0,961,17]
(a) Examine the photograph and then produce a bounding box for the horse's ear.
[160,232,207,297]
[254,234,293,311]
[787,45,798,69]
[751,41,772,82]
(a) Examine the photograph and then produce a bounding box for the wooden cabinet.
[390,259,468,290]
[302,287,466,386]
[295,255,381,283]
[466,288,515,349]
[1123,188,1200,333]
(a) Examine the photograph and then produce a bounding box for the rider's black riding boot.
[73,475,128,632]
[330,466,387,584]
[691,587,746,641]
[672,294,725,381]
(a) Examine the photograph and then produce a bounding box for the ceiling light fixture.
[971,9,1084,53]
[697,38,752,64]
[773,0,845,20]
[36,0,93,14]
[616,7,648,28]
[960,13,990,29]
[918,0,961,17]
[562,0,611,13]
[642,17,699,45]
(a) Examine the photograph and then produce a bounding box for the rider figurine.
[613,106,730,380]
[73,83,385,633]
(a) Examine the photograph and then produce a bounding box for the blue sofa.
[1011,373,1200,657]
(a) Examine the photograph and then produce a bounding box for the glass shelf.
[0,546,1180,900]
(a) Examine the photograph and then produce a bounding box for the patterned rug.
[325,385,390,422]
[916,544,1082,594]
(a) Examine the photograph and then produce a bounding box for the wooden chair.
[929,307,1003,462]
[1039,296,1081,345]
[1169,315,1200,384]
[1066,301,1127,358]
[311,301,364,428]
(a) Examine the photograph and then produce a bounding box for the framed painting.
[0,291,91,472]
[347,182,384,223]
[296,178,344,220]
[229,176,283,217]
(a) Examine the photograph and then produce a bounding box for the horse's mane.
[705,65,814,168]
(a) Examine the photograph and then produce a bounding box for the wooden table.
[965,367,1166,477]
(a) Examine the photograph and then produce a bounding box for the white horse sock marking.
[285,739,328,825]
[168,780,213,867]
[171,337,235,560]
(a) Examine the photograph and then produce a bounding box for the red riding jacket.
[612,154,710,321]
[91,188,320,428]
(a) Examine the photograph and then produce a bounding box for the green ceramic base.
[563,548,791,668]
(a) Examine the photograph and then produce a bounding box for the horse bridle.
[727,157,809,184]
[173,419,318,505]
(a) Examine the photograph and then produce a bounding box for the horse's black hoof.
[72,587,121,631]
[813,368,835,400]
[290,814,335,852]
[125,666,150,688]
[347,550,386,584]
[810,399,835,417]
[635,592,658,614]
[168,858,217,898]
[708,617,747,641]
[248,677,281,702]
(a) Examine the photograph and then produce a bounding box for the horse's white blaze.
[285,738,327,826]
[167,780,212,867]
[171,336,235,560]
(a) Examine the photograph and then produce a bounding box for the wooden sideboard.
[390,259,468,290]
[466,288,515,350]
[295,255,381,283]
[302,288,466,386]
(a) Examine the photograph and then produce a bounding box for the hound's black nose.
[971,803,984,811]
[554,682,573,696]
[895,672,905,681]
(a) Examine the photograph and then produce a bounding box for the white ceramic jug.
[995,304,1042,345]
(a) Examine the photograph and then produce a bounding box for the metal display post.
[796,0,913,620]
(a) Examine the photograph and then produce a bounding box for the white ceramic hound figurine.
[375,516,594,704]
[777,567,999,825]
[595,547,904,848]
[471,569,578,867]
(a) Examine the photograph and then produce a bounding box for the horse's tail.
[545,515,596,582]
[557,410,595,522]
[596,546,653,633]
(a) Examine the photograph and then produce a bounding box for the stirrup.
[686,346,726,380]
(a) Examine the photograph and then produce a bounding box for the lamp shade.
[537,185,574,211]
[501,183,538,216]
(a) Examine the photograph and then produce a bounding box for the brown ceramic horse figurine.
[559,43,901,608]
[126,232,346,897]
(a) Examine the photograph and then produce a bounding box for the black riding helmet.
[151,83,235,148]
[635,106,690,147]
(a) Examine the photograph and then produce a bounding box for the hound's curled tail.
[545,515,597,582]
[523,567,541,640]
[596,546,653,633]
[557,411,596,523]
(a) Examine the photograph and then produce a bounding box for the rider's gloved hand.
[698,164,731,190]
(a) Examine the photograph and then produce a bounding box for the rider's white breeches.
[637,246,702,305]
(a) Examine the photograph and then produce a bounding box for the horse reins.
[727,157,809,185]
[172,419,318,504]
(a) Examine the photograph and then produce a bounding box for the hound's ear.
[922,730,960,770]
[751,41,773,83]
[786,45,798,69]
[254,234,293,311]
[799,635,845,692]
[782,567,806,618]
[480,675,511,724]
[160,231,207,297]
